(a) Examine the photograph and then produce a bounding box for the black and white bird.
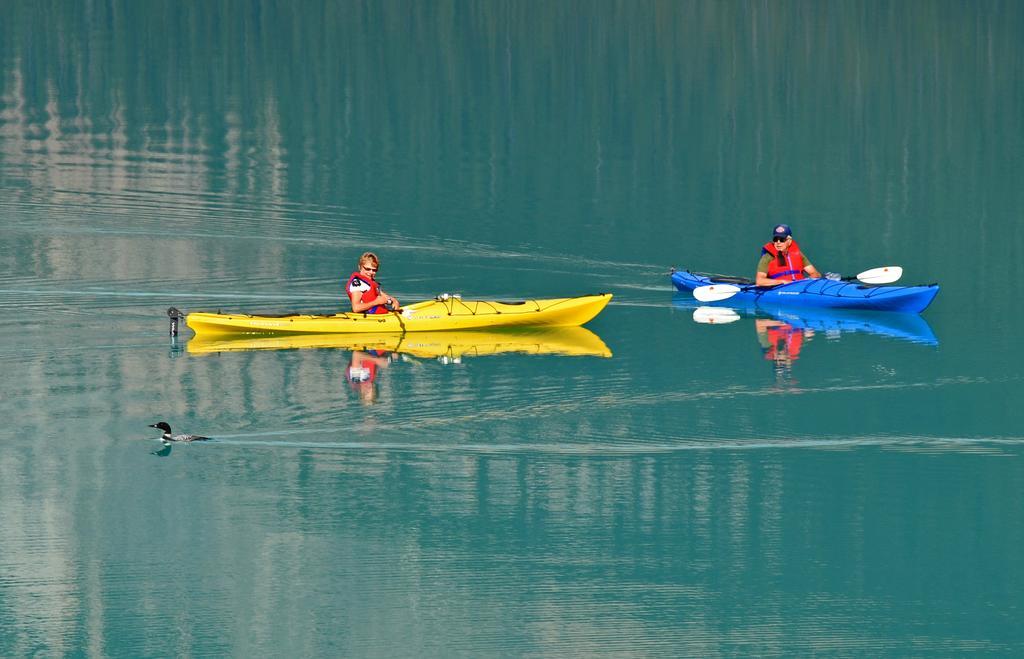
[148,421,211,443]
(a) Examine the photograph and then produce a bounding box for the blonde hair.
[358,252,379,268]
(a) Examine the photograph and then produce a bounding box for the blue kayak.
[670,269,939,313]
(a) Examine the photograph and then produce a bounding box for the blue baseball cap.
[772,224,792,238]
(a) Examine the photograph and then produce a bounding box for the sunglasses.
[772,236,790,243]
[361,265,378,272]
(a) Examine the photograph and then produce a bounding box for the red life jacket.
[346,272,388,314]
[762,240,807,281]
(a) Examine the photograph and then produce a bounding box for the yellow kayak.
[185,293,612,337]
[186,326,612,359]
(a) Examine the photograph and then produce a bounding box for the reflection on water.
[758,305,939,346]
[680,294,938,344]
[188,327,613,407]
[346,349,391,406]
[151,443,173,457]
[692,306,741,325]
[755,317,806,386]
[4,421,1021,657]
[186,326,613,359]
[679,293,938,385]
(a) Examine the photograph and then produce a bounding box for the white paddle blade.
[692,306,740,325]
[692,284,741,302]
[856,266,903,285]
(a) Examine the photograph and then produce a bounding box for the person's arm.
[349,289,388,313]
[800,253,821,278]
[756,253,783,286]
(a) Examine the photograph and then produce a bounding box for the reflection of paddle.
[692,307,741,324]
[693,266,904,302]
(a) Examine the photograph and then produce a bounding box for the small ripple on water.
[3,187,673,281]
[204,433,1024,456]
[0,286,340,307]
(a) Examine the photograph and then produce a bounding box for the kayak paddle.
[693,284,744,302]
[692,266,904,302]
[847,266,902,284]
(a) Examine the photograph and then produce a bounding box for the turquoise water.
[2,1,1022,655]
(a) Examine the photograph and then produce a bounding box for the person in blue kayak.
[756,224,822,286]
[347,252,401,313]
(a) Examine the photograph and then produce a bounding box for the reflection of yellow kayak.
[186,293,611,337]
[186,326,612,358]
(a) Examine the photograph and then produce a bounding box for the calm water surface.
[1,2,1022,656]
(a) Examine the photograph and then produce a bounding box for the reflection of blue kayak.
[672,294,938,345]
[670,269,939,313]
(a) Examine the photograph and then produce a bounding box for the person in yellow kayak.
[347,252,400,313]
[756,224,823,286]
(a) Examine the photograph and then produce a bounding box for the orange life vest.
[762,240,807,281]
[346,272,388,314]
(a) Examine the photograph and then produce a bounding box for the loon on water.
[148,422,211,443]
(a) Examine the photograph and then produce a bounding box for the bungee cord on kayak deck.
[432,294,587,317]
